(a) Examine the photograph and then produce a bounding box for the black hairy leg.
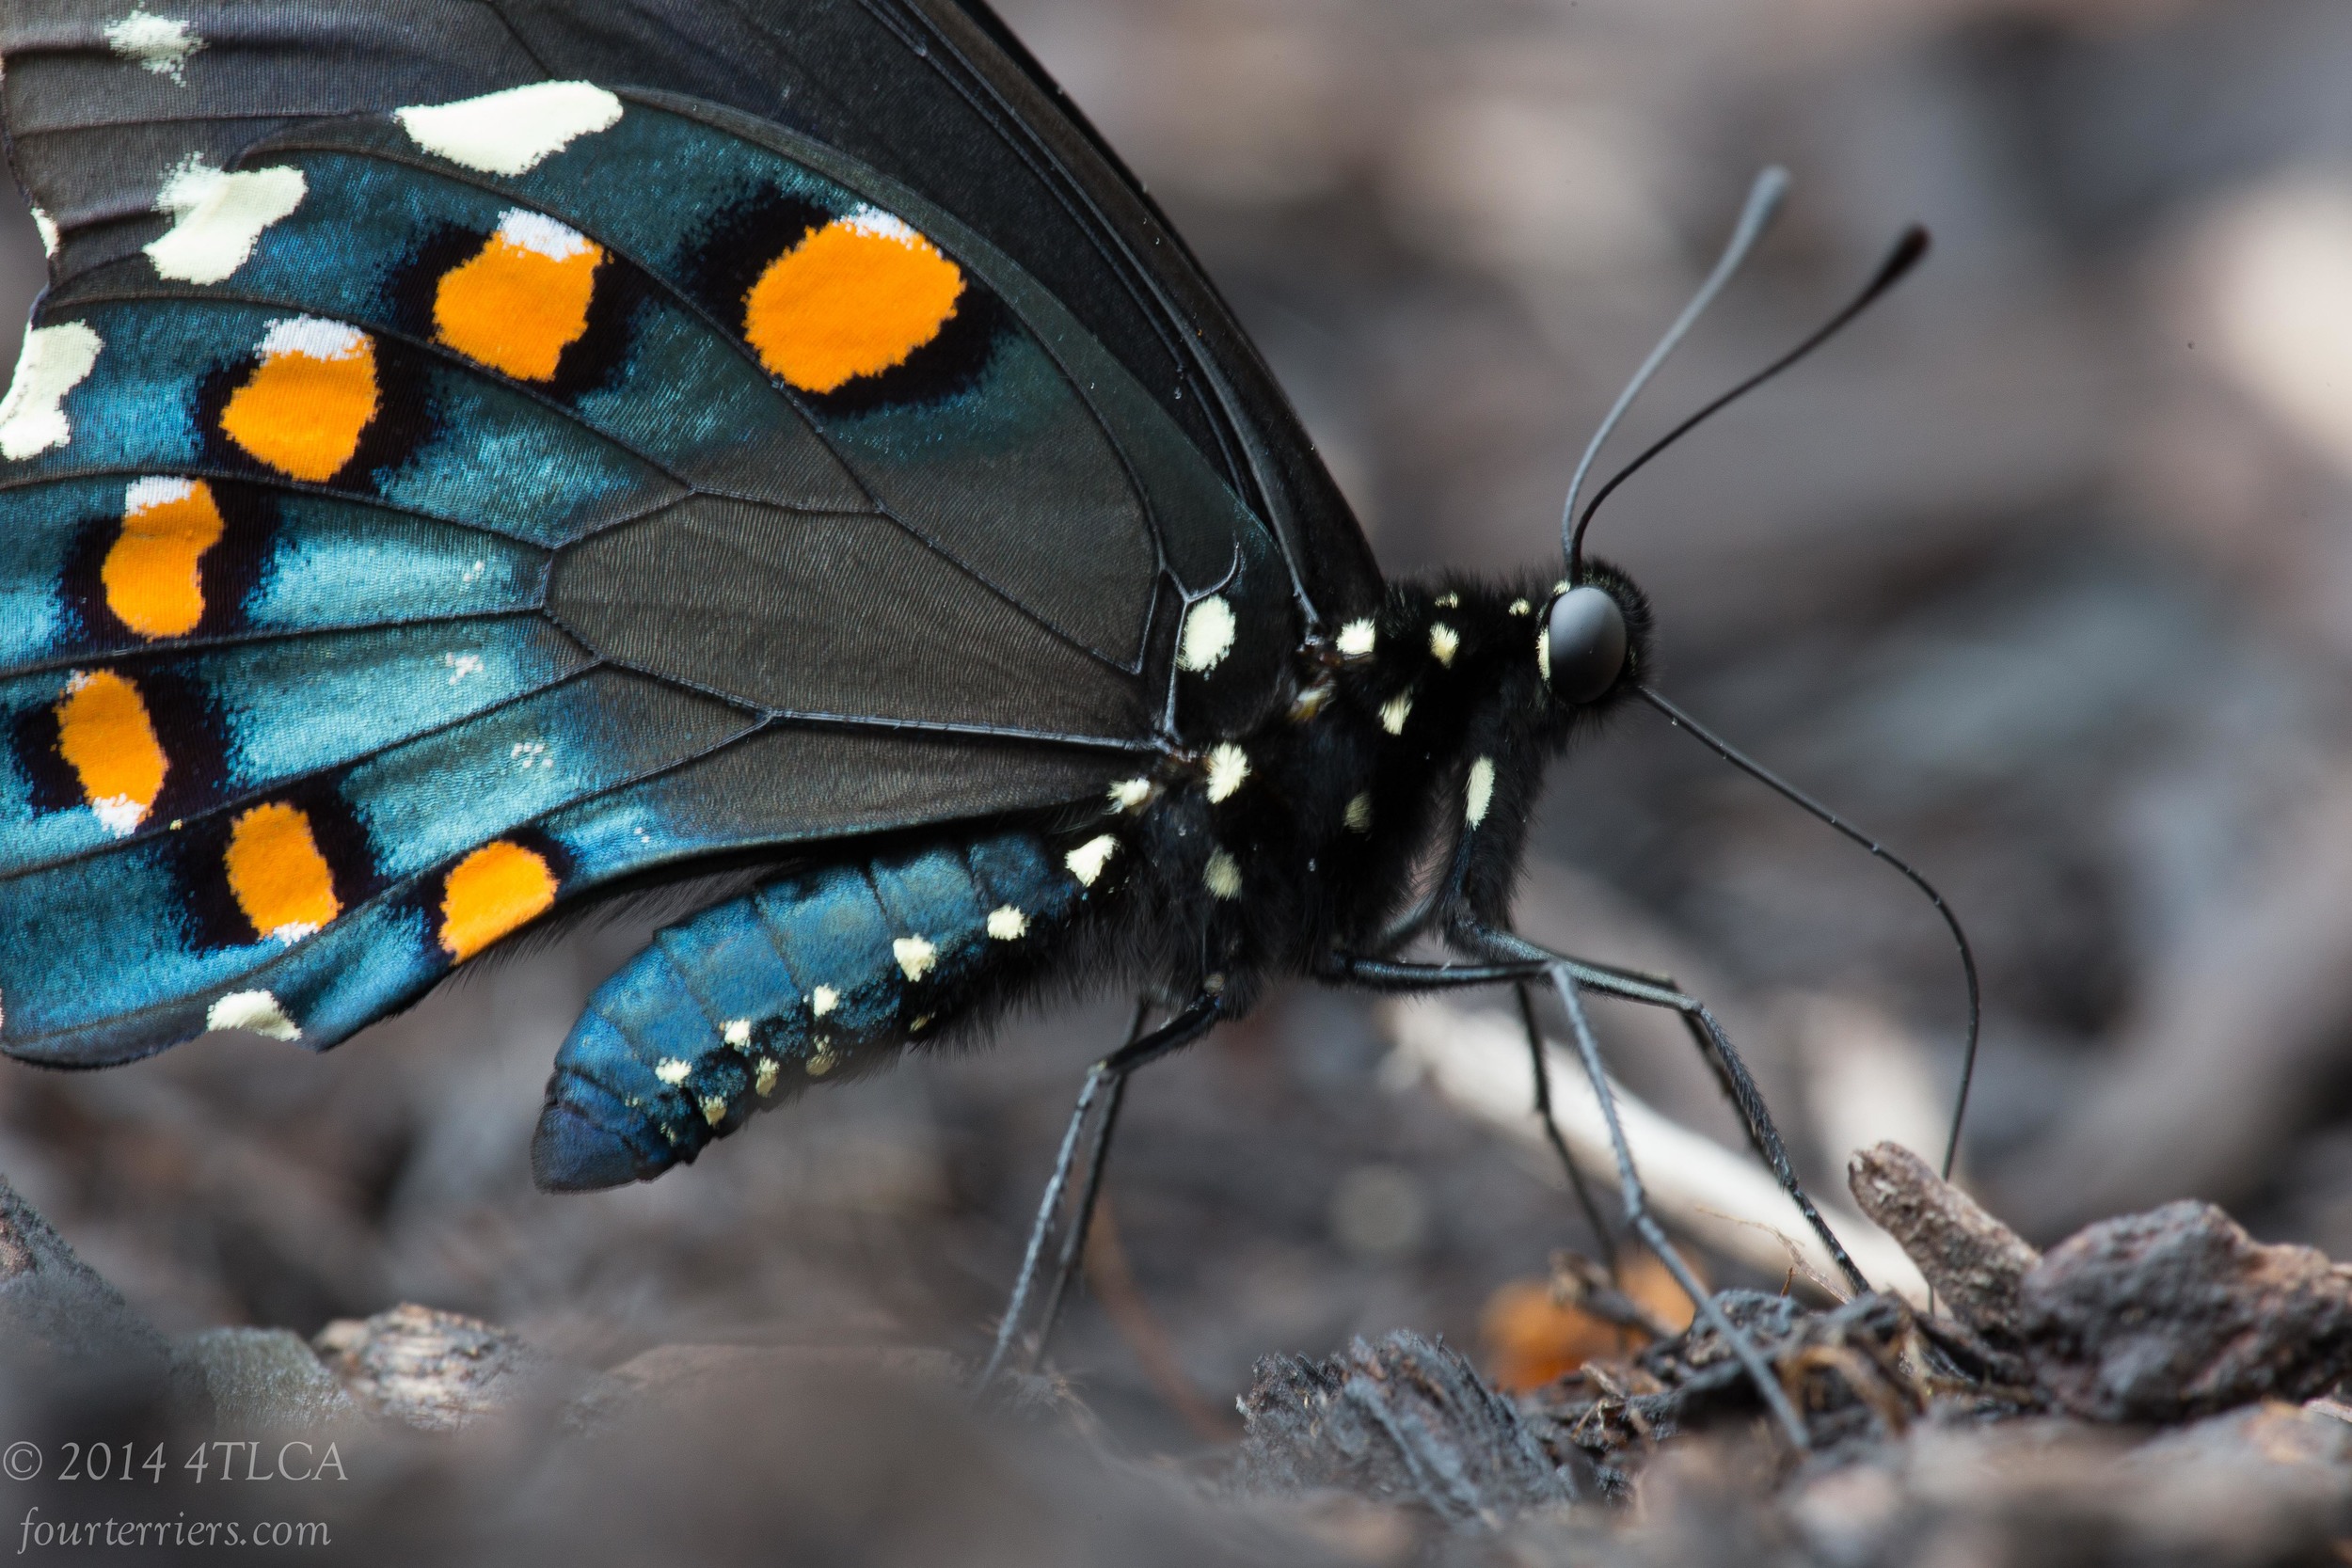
[981,993,1222,1386]
[1325,940,1831,1449]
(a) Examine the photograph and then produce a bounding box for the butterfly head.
[1535,559,1648,713]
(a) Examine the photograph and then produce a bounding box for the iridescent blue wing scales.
[0,68,1311,1066]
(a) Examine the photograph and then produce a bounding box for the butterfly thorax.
[1088,565,1656,1013]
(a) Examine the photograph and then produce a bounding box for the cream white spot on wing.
[493,208,596,261]
[654,1057,691,1085]
[1335,619,1375,658]
[105,8,204,82]
[1176,594,1237,673]
[90,796,146,837]
[1204,847,1243,900]
[1429,624,1459,666]
[755,1058,780,1097]
[987,905,1027,941]
[394,82,624,176]
[842,205,920,243]
[1107,777,1153,813]
[1466,756,1497,827]
[0,323,103,460]
[807,1042,837,1076]
[811,986,839,1018]
[256,315,367,361]
[1203,742,1249,803]
[1343,793,1374,832]
[723,1019,753,1049]
[145,163,306,284]
[1379,693,1413,735]
[207,990,298,1041]
[30,207,57,260]
[893,935,937,982]
[1066,834,1119,887]
[701,1095,727,1126]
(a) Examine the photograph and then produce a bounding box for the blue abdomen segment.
[532,830,1083,1190]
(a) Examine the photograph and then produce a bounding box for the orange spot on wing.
[103,479,227,639]
[438,840,558,961]
[54,670,167,834]
[433,216,604,381]
[742,211,964,393]
[224,801,341,942]
[218,322,379,482]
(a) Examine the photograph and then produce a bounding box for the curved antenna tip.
[1560,166,1793,579]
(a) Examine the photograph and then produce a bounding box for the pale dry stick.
[1382,998,1929,1304]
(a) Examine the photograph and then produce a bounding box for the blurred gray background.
[4,0,2351,1454]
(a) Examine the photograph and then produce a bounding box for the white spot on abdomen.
[811,986,838,1017]
[207,990,298,1041]
[1343,793,1374,833]
[722,1019,752,1048]
[893,936,937,982]
[1204,848,1243,899]
[987,905,1027,941]
[654,1057,691,1085]
[145,164,307,284]
[395,82,625,176]
[1429,624,1459,666]
[0,323,102,460]
[105,8,204,82]
[1203,742,1249,803]
[1107,777,1153,813]
[1066,834,1120,887]
[1466,756,1497,827]
[1176,594,1237,673]
[1378,693,1413,736]
[1335,619,1375,658]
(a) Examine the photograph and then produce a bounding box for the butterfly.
[0,0,1955,1447]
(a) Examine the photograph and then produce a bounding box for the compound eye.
[1543,586,1628,705]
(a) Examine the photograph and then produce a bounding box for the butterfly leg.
[1517,980,1620,1270]
[1328,947,1813,1450]
[1474,929,1870,1298]
[980,992,1222,1386]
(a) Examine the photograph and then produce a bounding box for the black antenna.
[1568,226,1930,578]
[1562,167,1788,579]
[1637,686,1981,1179]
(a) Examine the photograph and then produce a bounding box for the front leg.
[1324,945,1814,1449]
[1334,937,1869,1298]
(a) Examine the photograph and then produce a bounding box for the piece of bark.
[1848,1141,2041,1336]
[0,1176,169,1377]
[1235,1331,1594,1525]
[2015,1200,2352,1422]
[312,1303,557,1432]
[181,1327,357,1429]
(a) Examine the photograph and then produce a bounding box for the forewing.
[1,0,1384,627]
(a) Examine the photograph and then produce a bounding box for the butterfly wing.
[4,0,1384,630]
[0,50,1309,1063]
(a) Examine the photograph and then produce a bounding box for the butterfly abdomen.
[531,829,1085,1190]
